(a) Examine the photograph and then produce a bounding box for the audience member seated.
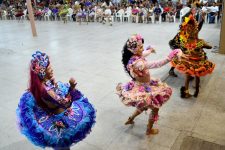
[89,6,95,22]
[167,5,176,22]
[207,2,219,23]
[131,4,139,23]
[162,4,170,22]
[153,3,162,22]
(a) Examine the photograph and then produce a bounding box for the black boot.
[180,86,192,98]
[193,89,199,97]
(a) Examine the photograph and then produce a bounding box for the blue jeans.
[208,12,216,23]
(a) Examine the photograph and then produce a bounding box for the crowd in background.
[0,0,223,24]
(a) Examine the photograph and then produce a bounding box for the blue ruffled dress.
[16,81,96,148]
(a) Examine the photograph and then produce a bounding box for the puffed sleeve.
[146,58,170,69]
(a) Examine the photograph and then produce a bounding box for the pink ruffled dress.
[117,55,172,109]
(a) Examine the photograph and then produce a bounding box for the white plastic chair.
[2,10,7,20]
[148,13,155,23]
[44,9,52,21]
[21,9,27,20]
[168,12,177,23]
[67,8,73,21]
[123,12,130,22]
[154,12,162,24]
[140,9,148,23]
[116,11,123,22]
[173,12,177,22]
[204,12,208,23]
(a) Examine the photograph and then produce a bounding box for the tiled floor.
[179,136,225,150]
[0,20,224,150]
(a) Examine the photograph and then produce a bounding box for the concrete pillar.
[219,0,225,54]
[26,0,37,37]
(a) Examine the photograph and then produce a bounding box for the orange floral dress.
[171,39,215,77]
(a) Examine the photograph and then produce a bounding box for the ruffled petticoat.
[116,78,172,109]
[16,90,96,148]
[171,55,215,77]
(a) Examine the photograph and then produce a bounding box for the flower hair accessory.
[127,34,143,54]
[31,51,49,79]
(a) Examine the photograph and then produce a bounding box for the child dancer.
[17,51,96,150]
[170,14,215,98]
[116,34,181,135]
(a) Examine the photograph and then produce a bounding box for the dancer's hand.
[151,48,156,53]
[145,45,152,50]
[143,45,156,57]
[69,77,77,89]
[168,49,182,60]
[145,45,156,53]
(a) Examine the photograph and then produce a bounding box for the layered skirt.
[17,90,96,148]
[171,54,215,77]
[116,79,172,109]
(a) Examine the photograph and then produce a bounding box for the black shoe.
[180,87,192,98]
[169,70,178,77]
[193,89,199,97]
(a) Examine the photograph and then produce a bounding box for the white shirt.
[125,7,132,14]
[207,6,219,12]
[202,6,208,12]
[118,9,124,14]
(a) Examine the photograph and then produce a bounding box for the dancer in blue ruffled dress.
[16,51,96,150]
